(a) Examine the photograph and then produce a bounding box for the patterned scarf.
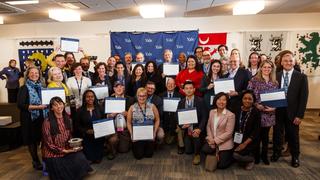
[26,79,42,121]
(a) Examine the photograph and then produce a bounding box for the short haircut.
[146,80,156,87]
[53,54,65,61]
[217,44,228,51]
[71,62,82,72]
[183,80,194,89]
[241,90,257,103]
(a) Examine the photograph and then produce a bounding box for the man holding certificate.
[272,50,309,168]
[127,88,160,160]
[176,80,207,165]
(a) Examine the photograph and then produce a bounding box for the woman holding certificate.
[233,90,261,170]
[146,60,163,95]
[200,60,223,111]
[47,67,70,96]
[247,60,278,165]
[92,62,112,95]
[76,90,105,163]
[175,55,204,97]
[17,67,46,170]
[202,92,235,169]
[128,64,147,97]
[127,87,160,160]
[42,97,94,179]
[111,62,131,94]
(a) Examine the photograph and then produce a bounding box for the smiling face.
[73,65,83,76]
[114,85,125,96]
[211,62,221,75]
[178,53,186,64]
[147,63,154,73]
[218,46,227,57]
[163,51,172,62]
[216,95,227,110]
[97,64,106,76]
[187,57,196,70]
[107,57,116,67]
[85,91,95,106]
[137,90,147,104]
[125,54,132,64]
[55,56,66,69]
[242,93,254,109]
[51,68,63,82]
[146,84,156,96]
[51,100,65,115]
[116,64,125,75]
[250,54,259,67]
[261,62,273,77]
[229,55,240,70]
[135,66,143,77]
[183,84,195,97]
[28,68,40,82]
[66,54,75,65]
[166,78,176,91]
[281,53,295,71]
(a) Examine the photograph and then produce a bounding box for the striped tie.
[284,72,289,95]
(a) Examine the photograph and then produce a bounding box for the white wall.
[0,13,319,108]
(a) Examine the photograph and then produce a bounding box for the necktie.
[169,93,172,98]
[284,72,289,94]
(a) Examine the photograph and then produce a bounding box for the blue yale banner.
[110,30,198,64]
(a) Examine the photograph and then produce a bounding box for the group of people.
[0,44,308,179]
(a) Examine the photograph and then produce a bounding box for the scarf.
[26,79,42,121]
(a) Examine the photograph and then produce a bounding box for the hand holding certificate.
[41,88,66,105]
[60,37,79,53]
[132,121,154,141]
[92,118,115,139]
[105,97,126,113]
[260,89,287,108]
[163,98,180,112]
[214,78,235,94]
[177,108,198,125]
[89,86,109,100]
[163,63,179,76]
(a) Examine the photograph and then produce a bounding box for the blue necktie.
[284,72,289,94]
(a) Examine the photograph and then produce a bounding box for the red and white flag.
[198,33,227,59]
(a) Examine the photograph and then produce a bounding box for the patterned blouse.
[42,117,72,158]
[247,77,278,127]
[132,102,154,124]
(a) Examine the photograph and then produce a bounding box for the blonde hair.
[47,67,63,83]
[136,87,147,97]
[255,60,277,84]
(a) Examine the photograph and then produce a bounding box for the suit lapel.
[277,72,282,88]
[217,112,227,128]
[288,70,298,91]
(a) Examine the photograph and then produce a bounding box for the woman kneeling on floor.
[42,97,94,180]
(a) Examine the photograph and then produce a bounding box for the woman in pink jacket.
[202,92,235,169]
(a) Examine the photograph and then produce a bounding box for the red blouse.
[175,69,204,96]
[42,117,72,158]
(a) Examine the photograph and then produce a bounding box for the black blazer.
[234,106,261,152]
[276,70,308,120]
[177,96,207,131]
[76,105,105,137]
[160,91,182,131]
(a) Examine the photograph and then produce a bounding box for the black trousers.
[202,143,233,169]
[7,88,19,103]
[273,108,300,158]
[132,141,154,160]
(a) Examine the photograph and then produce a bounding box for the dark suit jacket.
[160,91,182,131]
[177,96,207,131]
[276,70,308,120]
[149,94,163,127]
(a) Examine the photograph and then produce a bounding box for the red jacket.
[175,69,204,96]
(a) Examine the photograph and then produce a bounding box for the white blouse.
[66,76,92,109]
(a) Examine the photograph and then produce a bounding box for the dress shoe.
[291,157,300,168]
[270,154,280,162]
[177,147,185,154]
[261,156,270,165]
[192,154,201,165]
[32,161,43,170]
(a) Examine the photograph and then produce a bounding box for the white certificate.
[41,88,66,105]
[177,108,198,125]
[60,37,79,53]
[163,98,180,112]
[163,63,179,76]
[105,97,126,113]
[260,89,287,108]
[92,118,115,139]
[132,125,154,141]
[214,78,235,94]
[131,62,145,72]
[89,86,109,100]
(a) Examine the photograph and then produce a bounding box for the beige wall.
[0,13,319,108]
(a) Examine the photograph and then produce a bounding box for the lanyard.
[75,77,83,97]
[138,103,147,120]
[238,108,251,133]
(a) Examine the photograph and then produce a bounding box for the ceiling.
[0,0,320,24]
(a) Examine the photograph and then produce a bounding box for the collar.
[229,67,239,74]
[283,68,294,76]
[214,108,227,115]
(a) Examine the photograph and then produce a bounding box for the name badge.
[234,132,243,144]
[210,96,214,105]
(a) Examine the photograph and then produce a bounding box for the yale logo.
[145,52,152,56]
[115,45,122,50]
[145,38,152,43]
[124,38,131,43]
[155,45,163,49]
[166,38,174,42]
[187,37,195,42]
[176,45,183,49]
[135,45,142,50]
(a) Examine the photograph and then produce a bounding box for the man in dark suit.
[145,81,165,144]
[176,80,207,165]
[80,57,94,79]
[271,50,308,168]
[160,78,182,145]
[226,55,250,113]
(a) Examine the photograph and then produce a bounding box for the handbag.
[205,146,219,172]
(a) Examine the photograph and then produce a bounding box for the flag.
[198,33,227,59]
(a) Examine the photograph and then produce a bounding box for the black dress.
[17,85,44,145]
[76,105,105,162]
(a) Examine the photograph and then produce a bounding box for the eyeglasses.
[138,95,147,98]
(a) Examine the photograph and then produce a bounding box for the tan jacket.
[206,108,235,151]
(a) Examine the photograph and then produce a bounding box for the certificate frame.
[105,97,126,113]
[163,63,179,76]
[177,108,198,125]
[260,88,288,108]
[163,97,180,112]
[60,37,79,53]
[89,85,109,100]
[214,78,235,94]
[132,120,154,141]
[92,118,115,139]
[41,88,66,105]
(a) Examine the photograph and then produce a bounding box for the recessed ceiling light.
[139,4,165,18]
[6,0,39,5]
[49,9,81,22]
[233,0,265,15]
[0,16,4,24]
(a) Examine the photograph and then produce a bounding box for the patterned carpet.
[0,110,319,180]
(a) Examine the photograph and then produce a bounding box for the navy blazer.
[276,70,308,120]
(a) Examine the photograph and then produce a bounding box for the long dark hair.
[212,92,229,109]
[81,89,100,110]
[248,52,261,68]
[131,63,146,84]
[206,60,222,84]
[48,97,71,136]
[113,61,128,78]
[186,55,201,72]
